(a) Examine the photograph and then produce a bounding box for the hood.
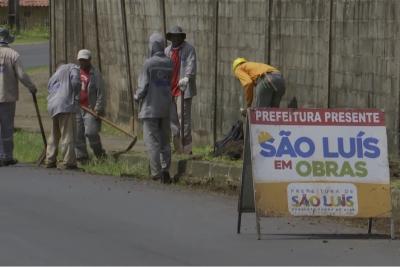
[148,32,165,57]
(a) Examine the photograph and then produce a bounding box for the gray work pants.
[0,102,16,160]
[75,109,105,159]
[255,72,286,107]
[170,96,192,154]
[143,117,171,177]
[46,113,77,167]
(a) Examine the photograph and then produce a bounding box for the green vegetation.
[191,145,243,166]
[26,65,49,75]
[392,180,400,190]
[12,27,49,44]
[13,129,44,163]
[26,65,49,114]
[81,158,148,178]
[13,130,148,178]
[102,123,126,137]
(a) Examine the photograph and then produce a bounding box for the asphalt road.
[11,42,49,69]
[0,165,399,265]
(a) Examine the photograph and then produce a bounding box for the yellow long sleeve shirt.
[234,62,279,107]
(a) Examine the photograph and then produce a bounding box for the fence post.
[213,0,219,148]
[120,0,135,133]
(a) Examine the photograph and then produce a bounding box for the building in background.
[0,0,48,30]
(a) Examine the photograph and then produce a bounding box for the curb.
[119,152,242,188]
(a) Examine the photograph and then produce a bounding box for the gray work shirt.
[0,44,36,102]
[47,64,81,118]
[135,33,173,119]
[165,41,197,99]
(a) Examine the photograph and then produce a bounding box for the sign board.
[237,107,393,231]
[246,108,391,218]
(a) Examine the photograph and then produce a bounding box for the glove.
[29,87,37,95]
[178,77,189,91]
[95,109,105,117]
[240,108,247,117]
[133,94,139,102]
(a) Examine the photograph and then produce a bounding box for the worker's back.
[0,45,20,102]
[137,33,173,119]
[47,64,81,118]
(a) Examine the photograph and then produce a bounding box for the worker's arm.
[183,44,196,79]
[134,61,150,101]
[14,57,37,94]
[94,70,106,116]
[70,67,81,108]
[235,68,254,107]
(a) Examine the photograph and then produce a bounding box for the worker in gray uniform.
[134,32,173,184]
[0,28,37,167]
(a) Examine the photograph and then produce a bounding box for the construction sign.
[238,108,392,236]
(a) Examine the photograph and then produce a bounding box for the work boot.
[161,171,171,184]
[58,164,81,171]
[77,157,89,165]
[152,174,161,181]
[45,162,57,169]
[3,159,18,166]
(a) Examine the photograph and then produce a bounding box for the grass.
[26,65,49,75]
[13,130,149,178]
[26,65,49,114]
[81,157,148,178]
[13,129,45,163]
[12,27,49,45]
[102,123,126,137]
[392,180,400,190]
[191,145,243,166]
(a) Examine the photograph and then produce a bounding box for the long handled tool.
[32,93,47,166]
[80,105,137,158]
[180,94,185,153]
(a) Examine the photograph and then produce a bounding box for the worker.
[0,28,37,167]
[134,32,173,184]
[232,58,286,113]
[45,62,81,169]
[75,49,106,163]
[165,25,197,155]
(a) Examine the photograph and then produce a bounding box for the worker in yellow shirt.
[232,58,285,112]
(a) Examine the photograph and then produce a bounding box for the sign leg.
[390,217,396,240]
[368,218,372,234]
[237,211,242,234]
[256,213,261,240]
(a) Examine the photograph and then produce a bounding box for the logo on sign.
[287,183,358,216]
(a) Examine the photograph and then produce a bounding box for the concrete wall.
[50,0,400,155]
[165,0,217,144]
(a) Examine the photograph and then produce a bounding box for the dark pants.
[255,72,286,107]
[0,102,16,160]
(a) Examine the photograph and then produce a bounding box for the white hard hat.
[77,49,92,60]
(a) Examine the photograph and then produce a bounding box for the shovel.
[80,105,137,158]
[32,93,47,166]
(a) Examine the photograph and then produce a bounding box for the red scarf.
[170,47,181,97]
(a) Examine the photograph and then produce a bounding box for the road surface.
[12,42,49,69]
[0,165,399,265]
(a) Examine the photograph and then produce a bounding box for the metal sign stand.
[237,117,255,234]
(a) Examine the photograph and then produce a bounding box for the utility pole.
[8,0,20,33]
